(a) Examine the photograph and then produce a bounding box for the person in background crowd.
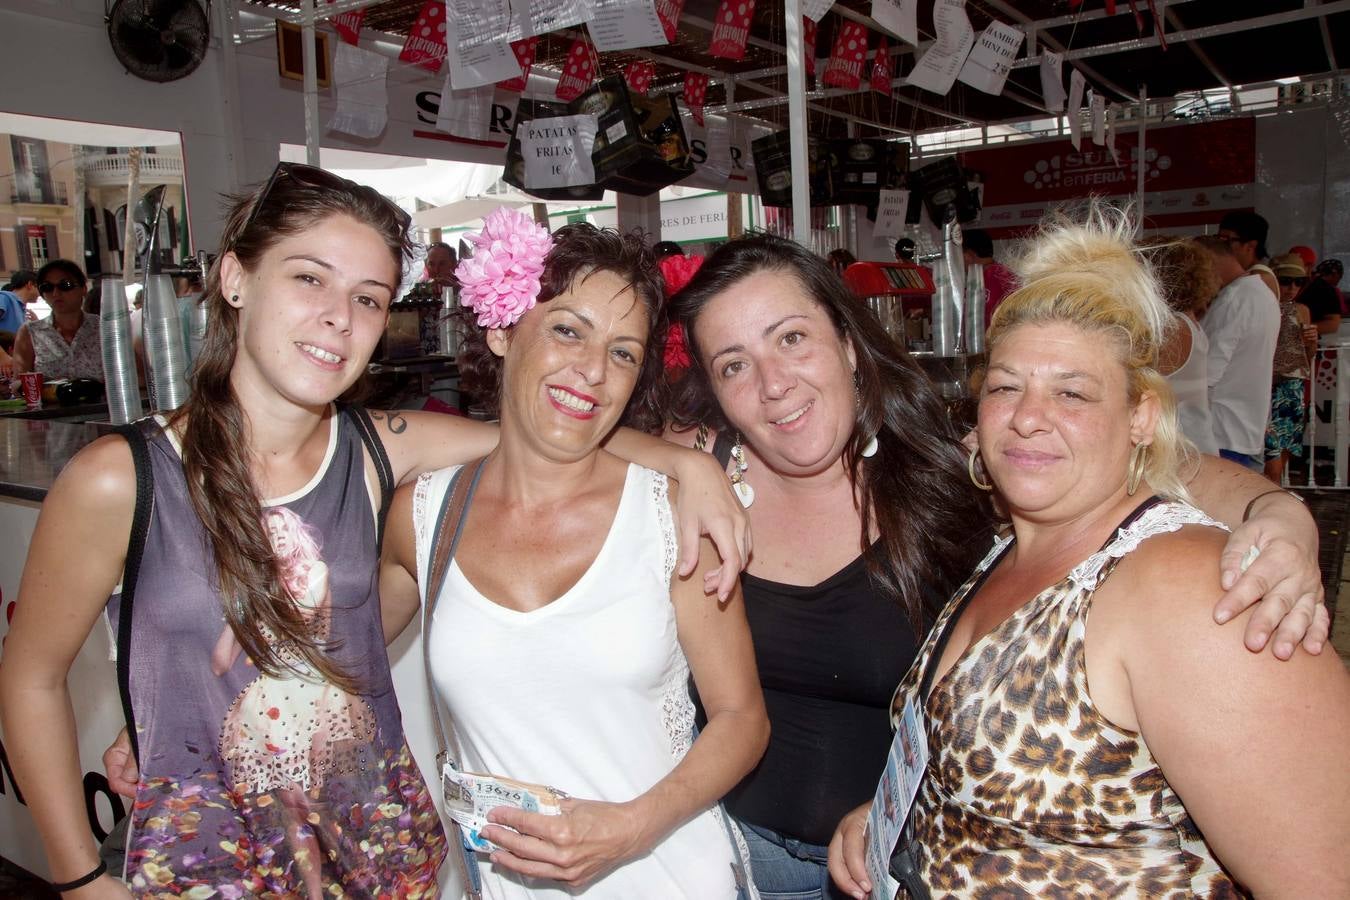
[11,259,103,382]
[653,240,686,261]
[0,274,33,377]
[961,228,1017,329]
[1145,237,1220,456]
[1266,254,1316,484]
[1196,235,1279,470]
[893,238,917,263]
[1287,244,1317,272]
[5,270,40,313]
[829,206,1350,900]
[827,248,857,276]
[424,240,458,291]
[1300,258,1344,334]
[1217,210,1279,299]
[668,230,1328,900]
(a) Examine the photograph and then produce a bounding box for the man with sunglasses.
[11,259,103,384]
[1217,210,1279,300]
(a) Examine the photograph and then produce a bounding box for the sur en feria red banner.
[962,117,1256,238]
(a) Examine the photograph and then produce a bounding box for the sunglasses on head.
[1278,276,1307,287]
[38,278,80,294]
[240,162,411,236]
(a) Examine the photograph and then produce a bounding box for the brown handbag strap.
[420,458,489,900]
[422,457,488,764]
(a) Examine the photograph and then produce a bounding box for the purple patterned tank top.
[106,409,446,898]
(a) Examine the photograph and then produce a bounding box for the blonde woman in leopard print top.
[830,206,1350,898]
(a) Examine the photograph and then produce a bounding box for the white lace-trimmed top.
[413,463,745,900]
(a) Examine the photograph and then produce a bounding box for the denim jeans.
[740,820,850,900]
[1218,448,1264,471]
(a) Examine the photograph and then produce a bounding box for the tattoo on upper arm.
[369,410,408,435]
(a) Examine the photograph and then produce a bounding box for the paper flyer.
[1068,69,1086,150]
[521,114,598,189]
[874,189,910,239]
[956,20,1024,95]
[871,0,919,47]
[1090,89,1107,145]
[905,0,974,95]
[864,695,929,900]
[588,0,669,51]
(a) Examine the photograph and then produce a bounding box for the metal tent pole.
[784,0,810,246]
[302,0,321,166]
[1137,85,1147,232]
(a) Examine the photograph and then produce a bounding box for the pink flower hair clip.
[454,207,555,329]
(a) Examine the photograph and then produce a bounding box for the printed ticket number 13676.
[864,695,928,900]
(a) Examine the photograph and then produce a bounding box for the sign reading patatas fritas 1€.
[521,114,598,189]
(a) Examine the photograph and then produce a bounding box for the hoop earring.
[968,445,993,492]
[730,434,754,508]
[1126,442,1150,496]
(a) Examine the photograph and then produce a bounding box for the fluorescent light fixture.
[1275,76,1301,85]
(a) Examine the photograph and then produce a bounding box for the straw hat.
[1271,253,1307,279]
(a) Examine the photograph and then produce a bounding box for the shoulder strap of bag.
[419,457,488,900]
[113,420,156,766]
[342,404,395,553]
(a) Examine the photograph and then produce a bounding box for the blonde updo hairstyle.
[981,203,1194,502]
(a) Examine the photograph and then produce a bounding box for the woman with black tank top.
[0,166,748,899]
[665,233,1330,900]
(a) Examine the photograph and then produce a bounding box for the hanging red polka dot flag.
[709,0,755,61]
[625,61,656,95]
[871,35,892,95]
[656,0,686,42]
[398,0,447,73]
[684,72,709,126]
[498,37,539,93]
[804,16,818,77]
[822,19,868,90]
[556,35,597,101]
[325,0,364,46]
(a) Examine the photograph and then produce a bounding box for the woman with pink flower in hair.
[382,211,768,899]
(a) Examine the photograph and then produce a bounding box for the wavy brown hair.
[668,233,992,629]
[455,223,666,433]
[172,166,411,692]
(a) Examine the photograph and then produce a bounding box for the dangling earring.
[1126,441,1150,496]
[854,372,878,458]
[967,445,993,491]
[730,435,754,508]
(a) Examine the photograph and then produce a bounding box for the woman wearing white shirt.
[381,214,768,898]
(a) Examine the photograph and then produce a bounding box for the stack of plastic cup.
[143,274,190,413]
[440,286,459,358]
[100,275,142,425]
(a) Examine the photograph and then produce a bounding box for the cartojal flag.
[823,19,868,90]
[556,35,597,101]
[498,37,539,93]
[625,61,656,95]
[399,0,448,73]
[325,0,364,45]
[871,35,892,95]
[684,72,709,126]
[804,16,818,77]
[709,0,755,60]
[656,0,686,42]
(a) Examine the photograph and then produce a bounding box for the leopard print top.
[891,499,1248,898]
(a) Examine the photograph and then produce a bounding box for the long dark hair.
[456,223,666,433]
[669,234,991,628]
[174,166,412,692]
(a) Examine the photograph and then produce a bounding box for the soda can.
[19,372,42,411]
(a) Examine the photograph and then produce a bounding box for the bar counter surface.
[0,416,106,502]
